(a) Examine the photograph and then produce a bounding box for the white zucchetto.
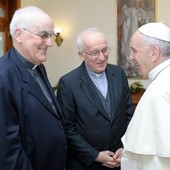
[138,22,170,42]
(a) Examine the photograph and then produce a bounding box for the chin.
[139,71,146,78]
[95,69,105,73]
[40,55,47,62]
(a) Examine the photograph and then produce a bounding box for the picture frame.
[117,0,156,78]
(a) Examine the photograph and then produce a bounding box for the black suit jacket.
[0,48,67,170]
[57,62,134,170]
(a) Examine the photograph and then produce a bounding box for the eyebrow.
[91,47,108,52]
[38,31,55,35]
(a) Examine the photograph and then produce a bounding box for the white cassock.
[121,59,170,170]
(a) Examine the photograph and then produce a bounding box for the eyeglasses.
[22,28,56,41]
[82,47,111,58]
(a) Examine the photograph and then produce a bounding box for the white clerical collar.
[85,64,105,78]
[32,65,38,70]
[148,59,170,81]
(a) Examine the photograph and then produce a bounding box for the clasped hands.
[95,148,123,168]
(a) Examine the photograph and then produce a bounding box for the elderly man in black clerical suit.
[57,27,134,170]
[0,6,67,170]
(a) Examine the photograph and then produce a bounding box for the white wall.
[21,0,170,88]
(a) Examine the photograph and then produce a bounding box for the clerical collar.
[85,64,105,78]
[15,49,38,70]
[148,59,170,81]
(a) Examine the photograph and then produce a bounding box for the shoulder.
[0,51,10,69]
[106,64,127,81]
[0,48,22,73]
[59,64,83,81]
[107,63,125,73]
[0,52,15,76]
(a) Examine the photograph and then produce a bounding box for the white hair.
[10,6,51,38]
[142,34,170,57]
[77,27,106,51]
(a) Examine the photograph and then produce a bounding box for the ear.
[151,45,160,62]
[78,51,85,61]
[14,28,22,43]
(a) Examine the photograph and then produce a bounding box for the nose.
[45,37,53,47]
[98,51,106,60]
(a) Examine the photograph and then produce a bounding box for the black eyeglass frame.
[82,47,111,58]
[22,28,56,41]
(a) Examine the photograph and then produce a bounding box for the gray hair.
[142,34,170,57]
[77,27,106,51]
[10,6,51,38]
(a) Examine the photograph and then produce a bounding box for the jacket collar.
[9,48,61,118]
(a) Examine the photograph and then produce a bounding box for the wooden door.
[0,0,20,56]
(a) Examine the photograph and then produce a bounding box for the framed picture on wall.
[117,0,156,78]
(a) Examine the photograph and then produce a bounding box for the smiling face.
[78,32,109,73]
[129,31,154,78]
[14,16,54,65]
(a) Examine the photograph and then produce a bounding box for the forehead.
[84,32,106,48]
[32,21,54,33]
[84,32,105,40]
[29,14,54,28]
[131,31,150,53]
[131,31,143,45]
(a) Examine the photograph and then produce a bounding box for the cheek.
[86,59,97,68]
[140,59,150,75]
[135,54,143,62]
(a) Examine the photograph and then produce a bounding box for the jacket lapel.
[10,48,60,117]
[28,76,54,113]
[38,65,62,116]
[106,66,118,121]
[79,64,110,121]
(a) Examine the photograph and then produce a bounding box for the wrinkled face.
[129,31,153,78]
[15,19,55,65]
[79,32,109,73]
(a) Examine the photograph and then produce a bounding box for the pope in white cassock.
[121,22,170,170]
